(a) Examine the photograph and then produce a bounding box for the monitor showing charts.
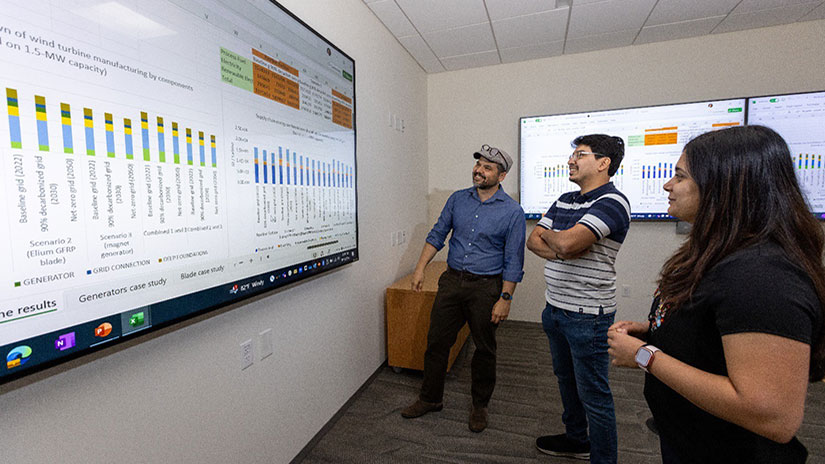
[520,99,746,219]
[1,0,357,382]
[748,90,825,219]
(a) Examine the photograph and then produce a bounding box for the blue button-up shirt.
[426,186,526,282]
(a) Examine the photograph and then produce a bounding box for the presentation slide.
[1,0,357,381]
[520,99,746,219]
[748,91,825,218]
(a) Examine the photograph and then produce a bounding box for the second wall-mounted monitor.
[748,90,825,219]
[520,99,746,219]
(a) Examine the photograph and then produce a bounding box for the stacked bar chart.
[172,123,180,164]
[199,131,206,166]
[60,103,73,154]
[252,146,353,189]
[612,165,626,190]
[186,128,193,165]
[84,108,95,156]
[3,87,224,242]
[105,113,115,157]
[542,163,570,194]
[4,88,219,167]
[793,153,825,188]
[35,95,49,151]
[124,118,134,159]
[157,117,166,162]
[6,88,22,148]
[243,135,355,235]
[141,112,150,161]
[640,162,673,196]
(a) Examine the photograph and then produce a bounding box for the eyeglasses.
[569,150,606,161]
[481,144,501,157]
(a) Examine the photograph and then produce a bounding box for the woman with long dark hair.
[608,125,825,463]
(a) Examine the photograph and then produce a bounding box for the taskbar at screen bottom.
[0,249,358,384]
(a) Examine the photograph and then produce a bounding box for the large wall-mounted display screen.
[1,0,357,382]
[520,99,746,219]
[748,90,825,220]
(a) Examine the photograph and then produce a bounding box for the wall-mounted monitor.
[747,90,825,220]
[1,0,357,383]
[520,98,746,220]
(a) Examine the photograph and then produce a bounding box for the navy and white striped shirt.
[537,182,630,313]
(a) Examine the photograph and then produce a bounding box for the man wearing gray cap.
[400,144,526,433]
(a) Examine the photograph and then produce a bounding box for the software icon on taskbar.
[55,332,76,351]
[94,322,113,338]
[6,345,32,369]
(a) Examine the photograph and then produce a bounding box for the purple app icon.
[55,332,76,351]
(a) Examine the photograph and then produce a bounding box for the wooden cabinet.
[386,261,469,372]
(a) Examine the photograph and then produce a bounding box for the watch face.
[501,292,511,300]
[635,348,653,366]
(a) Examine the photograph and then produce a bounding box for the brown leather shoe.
[400,399,443,418]
[469,406,488,432]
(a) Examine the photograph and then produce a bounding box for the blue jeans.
[542,303,617,464]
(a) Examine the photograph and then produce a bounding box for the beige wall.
[0,1,428,463]
[426,19,825,323]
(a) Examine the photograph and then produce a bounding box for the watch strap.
[636,344,660,372]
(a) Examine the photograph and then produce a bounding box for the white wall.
[0,1,428,463]
[3,7,824,463]
[427,19,825,323]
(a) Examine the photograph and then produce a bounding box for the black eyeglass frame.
[568,150,607,161]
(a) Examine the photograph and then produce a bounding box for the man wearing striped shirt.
[527,134,630,463]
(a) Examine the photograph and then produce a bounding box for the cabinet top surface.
[388,261,448,293]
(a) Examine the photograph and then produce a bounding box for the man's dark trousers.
[419,267,502,407]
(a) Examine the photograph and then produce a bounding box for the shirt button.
[475,215,478,218]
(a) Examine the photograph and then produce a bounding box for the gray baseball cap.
[473,144,513,172]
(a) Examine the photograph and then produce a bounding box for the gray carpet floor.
[297,321,825,463]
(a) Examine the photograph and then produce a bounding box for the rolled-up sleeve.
[501,208,526,282]
[425,193,455,251]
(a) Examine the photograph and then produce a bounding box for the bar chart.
[2,85,225,285]
[6,87,218,167]
[542,163,570,195]
[612,165,626,190]
[250,144,355,229]
[794,153,824,189]
[639,162,673,197]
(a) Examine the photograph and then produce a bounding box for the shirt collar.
[469,185,505,203]
[578,181,614,200]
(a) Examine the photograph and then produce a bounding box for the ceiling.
[363,0,825,73]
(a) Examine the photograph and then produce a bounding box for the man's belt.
[447,266,501,281]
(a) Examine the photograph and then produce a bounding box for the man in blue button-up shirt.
[400,144,526,433]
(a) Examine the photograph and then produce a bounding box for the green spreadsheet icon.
[129,312,145,327]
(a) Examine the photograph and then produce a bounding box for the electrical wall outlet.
[622,285,630,297]
[259,329,273,360]
[240,339,254,370]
